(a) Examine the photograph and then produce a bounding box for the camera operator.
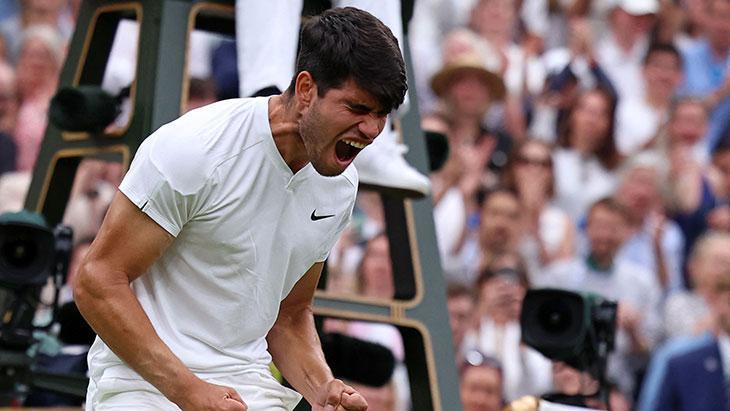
[541,198,662,400]
[463,256,553,402]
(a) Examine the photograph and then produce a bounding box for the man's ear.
[295,71,317,109]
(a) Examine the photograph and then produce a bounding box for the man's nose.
[359,114,386,140]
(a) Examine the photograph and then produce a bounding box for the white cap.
[616,0,659,15]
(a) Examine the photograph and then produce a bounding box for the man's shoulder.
[613,258,656,286]
[666,333,718,370]
[146,98,267,171]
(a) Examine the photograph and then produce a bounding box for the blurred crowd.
[1,0,730,410]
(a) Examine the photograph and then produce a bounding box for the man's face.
[360,235,394,299]
[448,295,474,347]
[691,238,730,295]
[479,192,520,253]
[669,102,707,146]
[586,205,626,262]
[299,79,386,176]
[643,51,682,99]
[460,366,503,411]
[617,167,660,216]
[447,72,492,118]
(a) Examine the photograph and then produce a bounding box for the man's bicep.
[280,262,324,312]
[83,190,174,283]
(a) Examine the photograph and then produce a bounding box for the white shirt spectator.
[596,32,649,100]
[616,94,666,156]
[553,148,618,222]
[542,256,662,396]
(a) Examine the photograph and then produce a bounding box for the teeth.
[343,139,366,149]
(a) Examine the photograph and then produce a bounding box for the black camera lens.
[1,239,38,269]
[538,300,573,335]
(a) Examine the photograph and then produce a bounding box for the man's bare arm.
[74,191,245,410]
[267,262,367,410]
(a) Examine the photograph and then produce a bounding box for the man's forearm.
[267,306,332,405]
[74,264,197,404]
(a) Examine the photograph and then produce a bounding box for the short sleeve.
[119,135,210,237]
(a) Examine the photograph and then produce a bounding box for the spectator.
[428,33,511,279]
[595,0,659,100]
[543,198,661,399]
[454,188,522,285]
[0,0,72,60]
[553,87,620,221]
[662,232,730,340]
[638,233,730,411]
[678,0,730,99]
[446,283,476,365]
[616,43,683,156]
[408,0,478,114]
[356,233,394,299]
[670,118,729,262]
[463,259,553,401]
[459,351,504,411]
[13,24,65,172]
[661,97,711,165]
[468,0,547,140]
[707,138,730,234]
[678,0,730,156]
[337,233,411,411]
[614,151,685,292]
[534,17,618,142]
[502,139,575,284]
[430,29,509,176]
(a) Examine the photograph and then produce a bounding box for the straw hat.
[430,51,506,101]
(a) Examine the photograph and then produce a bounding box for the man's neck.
[268,94,308,172]
[613,30,641,54]
[587,253,613,272]
[645,90,671,111]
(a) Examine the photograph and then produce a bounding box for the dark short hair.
[447,283,475,300]
[643,42,682,69]
[288,7,408,113]
[587,197,628,221]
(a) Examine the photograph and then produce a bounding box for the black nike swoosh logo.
[311,210,335,221]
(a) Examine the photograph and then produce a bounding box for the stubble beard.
[300,105,342,177]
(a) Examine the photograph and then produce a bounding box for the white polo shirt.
[87,97,357,399]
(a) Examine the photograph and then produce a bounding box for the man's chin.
[311,160,348,177]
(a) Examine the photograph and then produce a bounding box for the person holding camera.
[462,257,553,402]
[542,198,662,400]
[73,7,407,410]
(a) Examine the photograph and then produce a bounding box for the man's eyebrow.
[346,101,388,116]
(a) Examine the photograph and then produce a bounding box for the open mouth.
[335,139,366,163]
